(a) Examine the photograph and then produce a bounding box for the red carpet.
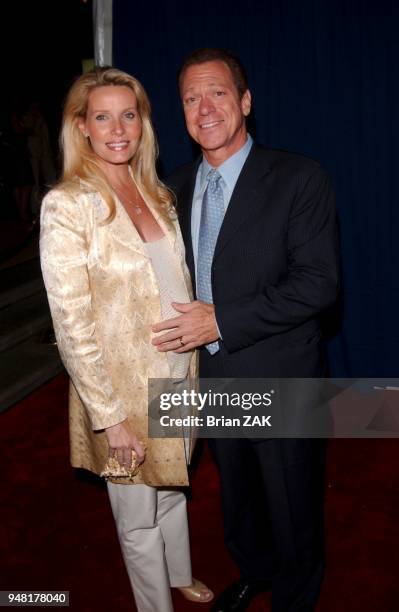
[1,373,399,611]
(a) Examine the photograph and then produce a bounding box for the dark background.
[113,0,399,379]
[0,0,93,168]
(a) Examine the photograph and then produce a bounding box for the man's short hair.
[178,48,248,98]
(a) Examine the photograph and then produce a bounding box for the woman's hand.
[105,420,146,468]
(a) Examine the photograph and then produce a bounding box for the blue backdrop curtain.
[113,0,399,378]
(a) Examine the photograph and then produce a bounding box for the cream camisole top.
[144,236,192,380]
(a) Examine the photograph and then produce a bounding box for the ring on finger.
[179,337,185,347]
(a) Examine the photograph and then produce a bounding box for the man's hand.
[152,300,218,352]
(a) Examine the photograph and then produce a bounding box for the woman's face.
[78,85,142,169]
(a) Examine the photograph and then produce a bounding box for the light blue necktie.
[197,169,224,354]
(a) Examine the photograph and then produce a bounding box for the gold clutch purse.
[100,448,144,482]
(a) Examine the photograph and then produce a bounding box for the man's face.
[180,60,251,165]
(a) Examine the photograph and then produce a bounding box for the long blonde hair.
[60,66,174,224]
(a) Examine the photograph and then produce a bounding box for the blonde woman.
[40,67,212,611]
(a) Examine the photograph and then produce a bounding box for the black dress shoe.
[211,579,270,612]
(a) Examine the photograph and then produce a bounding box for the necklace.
[113,185,143,215]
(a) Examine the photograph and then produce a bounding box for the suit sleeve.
[216,167,340,353]
[40,189,127,430]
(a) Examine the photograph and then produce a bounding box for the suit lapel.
[176,160,200,283]
[214,144,272,259]
[175,145,272,278]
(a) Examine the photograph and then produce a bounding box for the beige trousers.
[107,483,192,612]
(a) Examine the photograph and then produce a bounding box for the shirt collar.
[200,134,253,190]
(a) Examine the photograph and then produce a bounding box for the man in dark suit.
[152,48,339,611]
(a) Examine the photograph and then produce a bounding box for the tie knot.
[207,169,221,185]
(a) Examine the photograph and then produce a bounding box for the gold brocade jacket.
[40,184,197,486]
